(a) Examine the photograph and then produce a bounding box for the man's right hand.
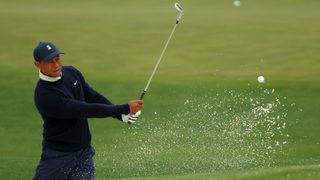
[128,100,143,114]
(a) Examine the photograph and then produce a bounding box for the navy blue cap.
[33,42,64,61]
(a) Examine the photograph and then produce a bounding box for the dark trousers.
[33,146,95,180]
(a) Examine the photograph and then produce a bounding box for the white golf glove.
[121,111,141,124]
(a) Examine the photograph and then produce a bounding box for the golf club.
[139,3,183,100]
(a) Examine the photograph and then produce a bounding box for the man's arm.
[36,93,130,119]
[83,82,126,120]
[72,66,113,105]
[83,82,114,105]
[70,66,143,120]
[74,67,123,119]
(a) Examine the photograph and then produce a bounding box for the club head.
[175,3,183,13]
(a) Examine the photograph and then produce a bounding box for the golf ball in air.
[258,76,265,83]
[234,0,241,7]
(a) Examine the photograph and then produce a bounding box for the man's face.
[34,55,62,77]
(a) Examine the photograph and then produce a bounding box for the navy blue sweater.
[34,66,129,152]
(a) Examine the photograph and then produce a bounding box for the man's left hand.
[121,111,141,124]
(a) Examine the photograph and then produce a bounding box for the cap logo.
[46,45,52,50]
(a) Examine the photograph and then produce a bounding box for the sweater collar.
[39,70,62,82]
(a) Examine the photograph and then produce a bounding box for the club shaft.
[140,19,180,100]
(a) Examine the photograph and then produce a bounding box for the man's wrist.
[116,104,130,115]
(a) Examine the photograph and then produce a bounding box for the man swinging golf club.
[33,41,143,179]
[32,2,183,178]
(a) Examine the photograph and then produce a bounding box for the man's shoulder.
[62,66,85,84]
[34,80,61,101]
[62,66,78,72]
[62,66,83,77]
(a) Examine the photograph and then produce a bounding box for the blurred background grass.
[0,0,319,179]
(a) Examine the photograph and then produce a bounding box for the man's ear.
[34,61,41,69]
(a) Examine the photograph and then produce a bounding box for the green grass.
[0,0,319,179]
[119,164,320,180]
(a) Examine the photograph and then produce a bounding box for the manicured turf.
[0,0,319,179]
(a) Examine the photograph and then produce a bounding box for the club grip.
[139,90,146,100]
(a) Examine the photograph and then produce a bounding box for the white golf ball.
[234,0,241,7]
[258,76,265,83]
